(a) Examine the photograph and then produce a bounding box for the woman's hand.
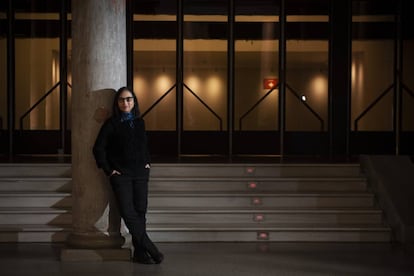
[110,170,121,176]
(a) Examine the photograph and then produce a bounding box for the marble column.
[61,0,129,261]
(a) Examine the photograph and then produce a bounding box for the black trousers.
[110,174,149,254]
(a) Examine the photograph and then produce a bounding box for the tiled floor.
[0,242,413,276]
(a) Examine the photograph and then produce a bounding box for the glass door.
[399,1,414,155]
[181,1,229,155]
[0,2,6,155]
[132,1,178,157]
[12,0,65,155]
[233,1,280,155]
[350,0,397,154]
[233,0,330,157]
[284,0,330,156]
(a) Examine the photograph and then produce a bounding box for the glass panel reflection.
[132,12,177,131]
[235,18,279,131]
[183,15,228,131]
[0,8,6,130]
[14,8,60,130]
[351,6,395,131]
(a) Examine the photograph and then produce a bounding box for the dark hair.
[112,86,141,118]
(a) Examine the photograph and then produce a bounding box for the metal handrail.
[183,83,223,131]
[239,84,279,130]
[354,83,394,131]
[141,84,176,118]
[402,83,414,98]
[239,83,324,131]
[19,82,61,130]
[18,81,72,130]
[285,83,325,132]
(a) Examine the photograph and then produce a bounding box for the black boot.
[133,240,154,264]
[142,233,164,264]
[133,252,154,264]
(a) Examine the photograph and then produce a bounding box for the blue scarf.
[120,112,135,128]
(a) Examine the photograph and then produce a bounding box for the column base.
[61,232,130,261]
[66,232,125,248]
[61,248,131,261]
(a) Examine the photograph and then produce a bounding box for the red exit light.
[263,78,278,89]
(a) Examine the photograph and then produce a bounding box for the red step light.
[252,197,262,205]
[257,232,269,240]
[248,182,257,189]
[246,167,255,174]
[254,214,265,222]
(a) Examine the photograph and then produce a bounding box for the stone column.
[61,0,129,261]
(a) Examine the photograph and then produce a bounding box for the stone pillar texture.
[62,0,129,260]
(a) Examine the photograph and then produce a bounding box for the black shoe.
[152,252,164,264]
[142,233,164,264]
[133,252,154,264]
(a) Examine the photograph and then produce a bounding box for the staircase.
[0,162,392,243]
[0,164,72,242]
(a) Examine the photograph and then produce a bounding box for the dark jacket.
[93,116,151,177]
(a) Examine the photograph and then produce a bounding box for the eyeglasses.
[118,96,134,103]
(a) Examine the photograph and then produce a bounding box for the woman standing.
[93,86,164,264]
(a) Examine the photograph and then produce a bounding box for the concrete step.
[0,223,391,243]
[0,178,71,192]
[148,192,375,208]
[146,223,392,242]
[0,207,383,226]
[0,192,72,208]
[0,163,361,178]
[0,192,374,209]
[146,208,384,225]
[0,206,384,226]
[149,163,363,178]
[0,162,392,243]
[0,224,70,242]
[0,176,367,193]
[149,177,368,192]
[0,164,71,177]
[0,208,71,225]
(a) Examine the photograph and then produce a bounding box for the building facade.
[0,0,413,159]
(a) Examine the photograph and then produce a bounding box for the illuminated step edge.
[146,209,384,225]
[149,163,362,178]
[0,208,72,225]
[148,193,375,208]
[147,225,392,242]
[148,177,368,192]
[0,193,72,208]
[0,224,71,242]
[0,178,72,192]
